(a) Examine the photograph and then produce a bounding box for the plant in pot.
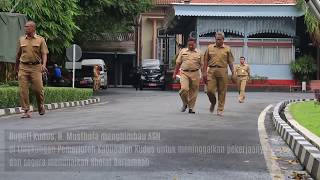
[290,55,317,84]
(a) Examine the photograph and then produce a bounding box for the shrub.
[0,87,20,109]
[0,87,93,109]
[7,81,19,86]
[290,55,317,82]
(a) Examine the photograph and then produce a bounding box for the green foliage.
[0,0,80,54]
[44,87,93,104]
[0,0,152,54]
[0,0,11,10]
[0,87,93,109]
[290,55,317,82]
[296,0,320,34]
[0,87,19,108]
[7,81,19,86]
[75,0,152,42]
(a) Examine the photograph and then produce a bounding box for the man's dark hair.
[188,37,197,42]
[240,56,246,60]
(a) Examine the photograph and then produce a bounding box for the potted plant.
[290,55,317,84]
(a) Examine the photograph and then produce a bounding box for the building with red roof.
[137,0,303,84]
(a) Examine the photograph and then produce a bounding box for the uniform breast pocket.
[196,55,201,62]
[220,51,227,59]
[181,54,189,61]
[21,44,27,53]
[32,43,41,53]
[208,52,217,60]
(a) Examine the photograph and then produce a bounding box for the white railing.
[199,37,293,42]
[153,0,181,5]
[99,33,135,42]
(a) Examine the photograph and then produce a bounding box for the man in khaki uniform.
[93,64,100,91]
[235,57,250,103]
[173,38,203,113]
[15,21,49,118]
[202,32,235,116]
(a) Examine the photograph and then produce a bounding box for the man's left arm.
[247,65,251,80]
[199,52,204,72]
[227,49,236,83]
[227,49,235,74]
[40,39,49,72]
[15,40,22,77]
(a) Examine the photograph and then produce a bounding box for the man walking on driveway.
[235,57,250,103]
[173,38,203,114]
[202,32,235,116]
[15,21,49,118]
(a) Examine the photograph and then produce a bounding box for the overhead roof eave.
[172,4,304,17]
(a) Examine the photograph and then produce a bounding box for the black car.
[139,59,166,90]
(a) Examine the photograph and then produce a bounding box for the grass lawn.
[289,101,320,137]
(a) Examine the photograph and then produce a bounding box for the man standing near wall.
[173,38,203,114]
[15,21,49,118]
[202,32,235,116]
[235,57,250,103]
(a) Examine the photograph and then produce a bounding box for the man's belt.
[182,69,199,72]
[20,61,40,65]
[209,65,223,68]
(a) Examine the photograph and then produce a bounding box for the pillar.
[152,19,157,59]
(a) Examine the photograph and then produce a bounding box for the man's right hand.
[172,73,176,80]
[15,67,19,80]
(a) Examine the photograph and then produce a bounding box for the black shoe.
[39,105,45,115]
[180,105,187,112]
[188,109,195,114]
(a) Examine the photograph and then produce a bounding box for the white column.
[152,19,157,59]
[242,35,248,59]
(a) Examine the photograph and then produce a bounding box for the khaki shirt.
[235,64,250,76]
[204,44,234,68]
[176,48,203,70]
[93,66,100,78]
[18,34,49,63]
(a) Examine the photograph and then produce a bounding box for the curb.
[0,98,101,117]
[258,105,286,179]
[272,99,320,180]
[284,101,320,151]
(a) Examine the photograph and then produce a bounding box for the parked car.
[139,59,166,90]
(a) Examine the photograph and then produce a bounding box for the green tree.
[0,0,11,9]
[75,0,152,43]
[0,0,80,54]
[297,0,320,45]
[1,0,152,53]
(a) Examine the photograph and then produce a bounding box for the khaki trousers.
[206,67,228,112]
[179,71,200,110]
[93,77,100,91]
[237,76,248,101]
[18,63,44,111]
